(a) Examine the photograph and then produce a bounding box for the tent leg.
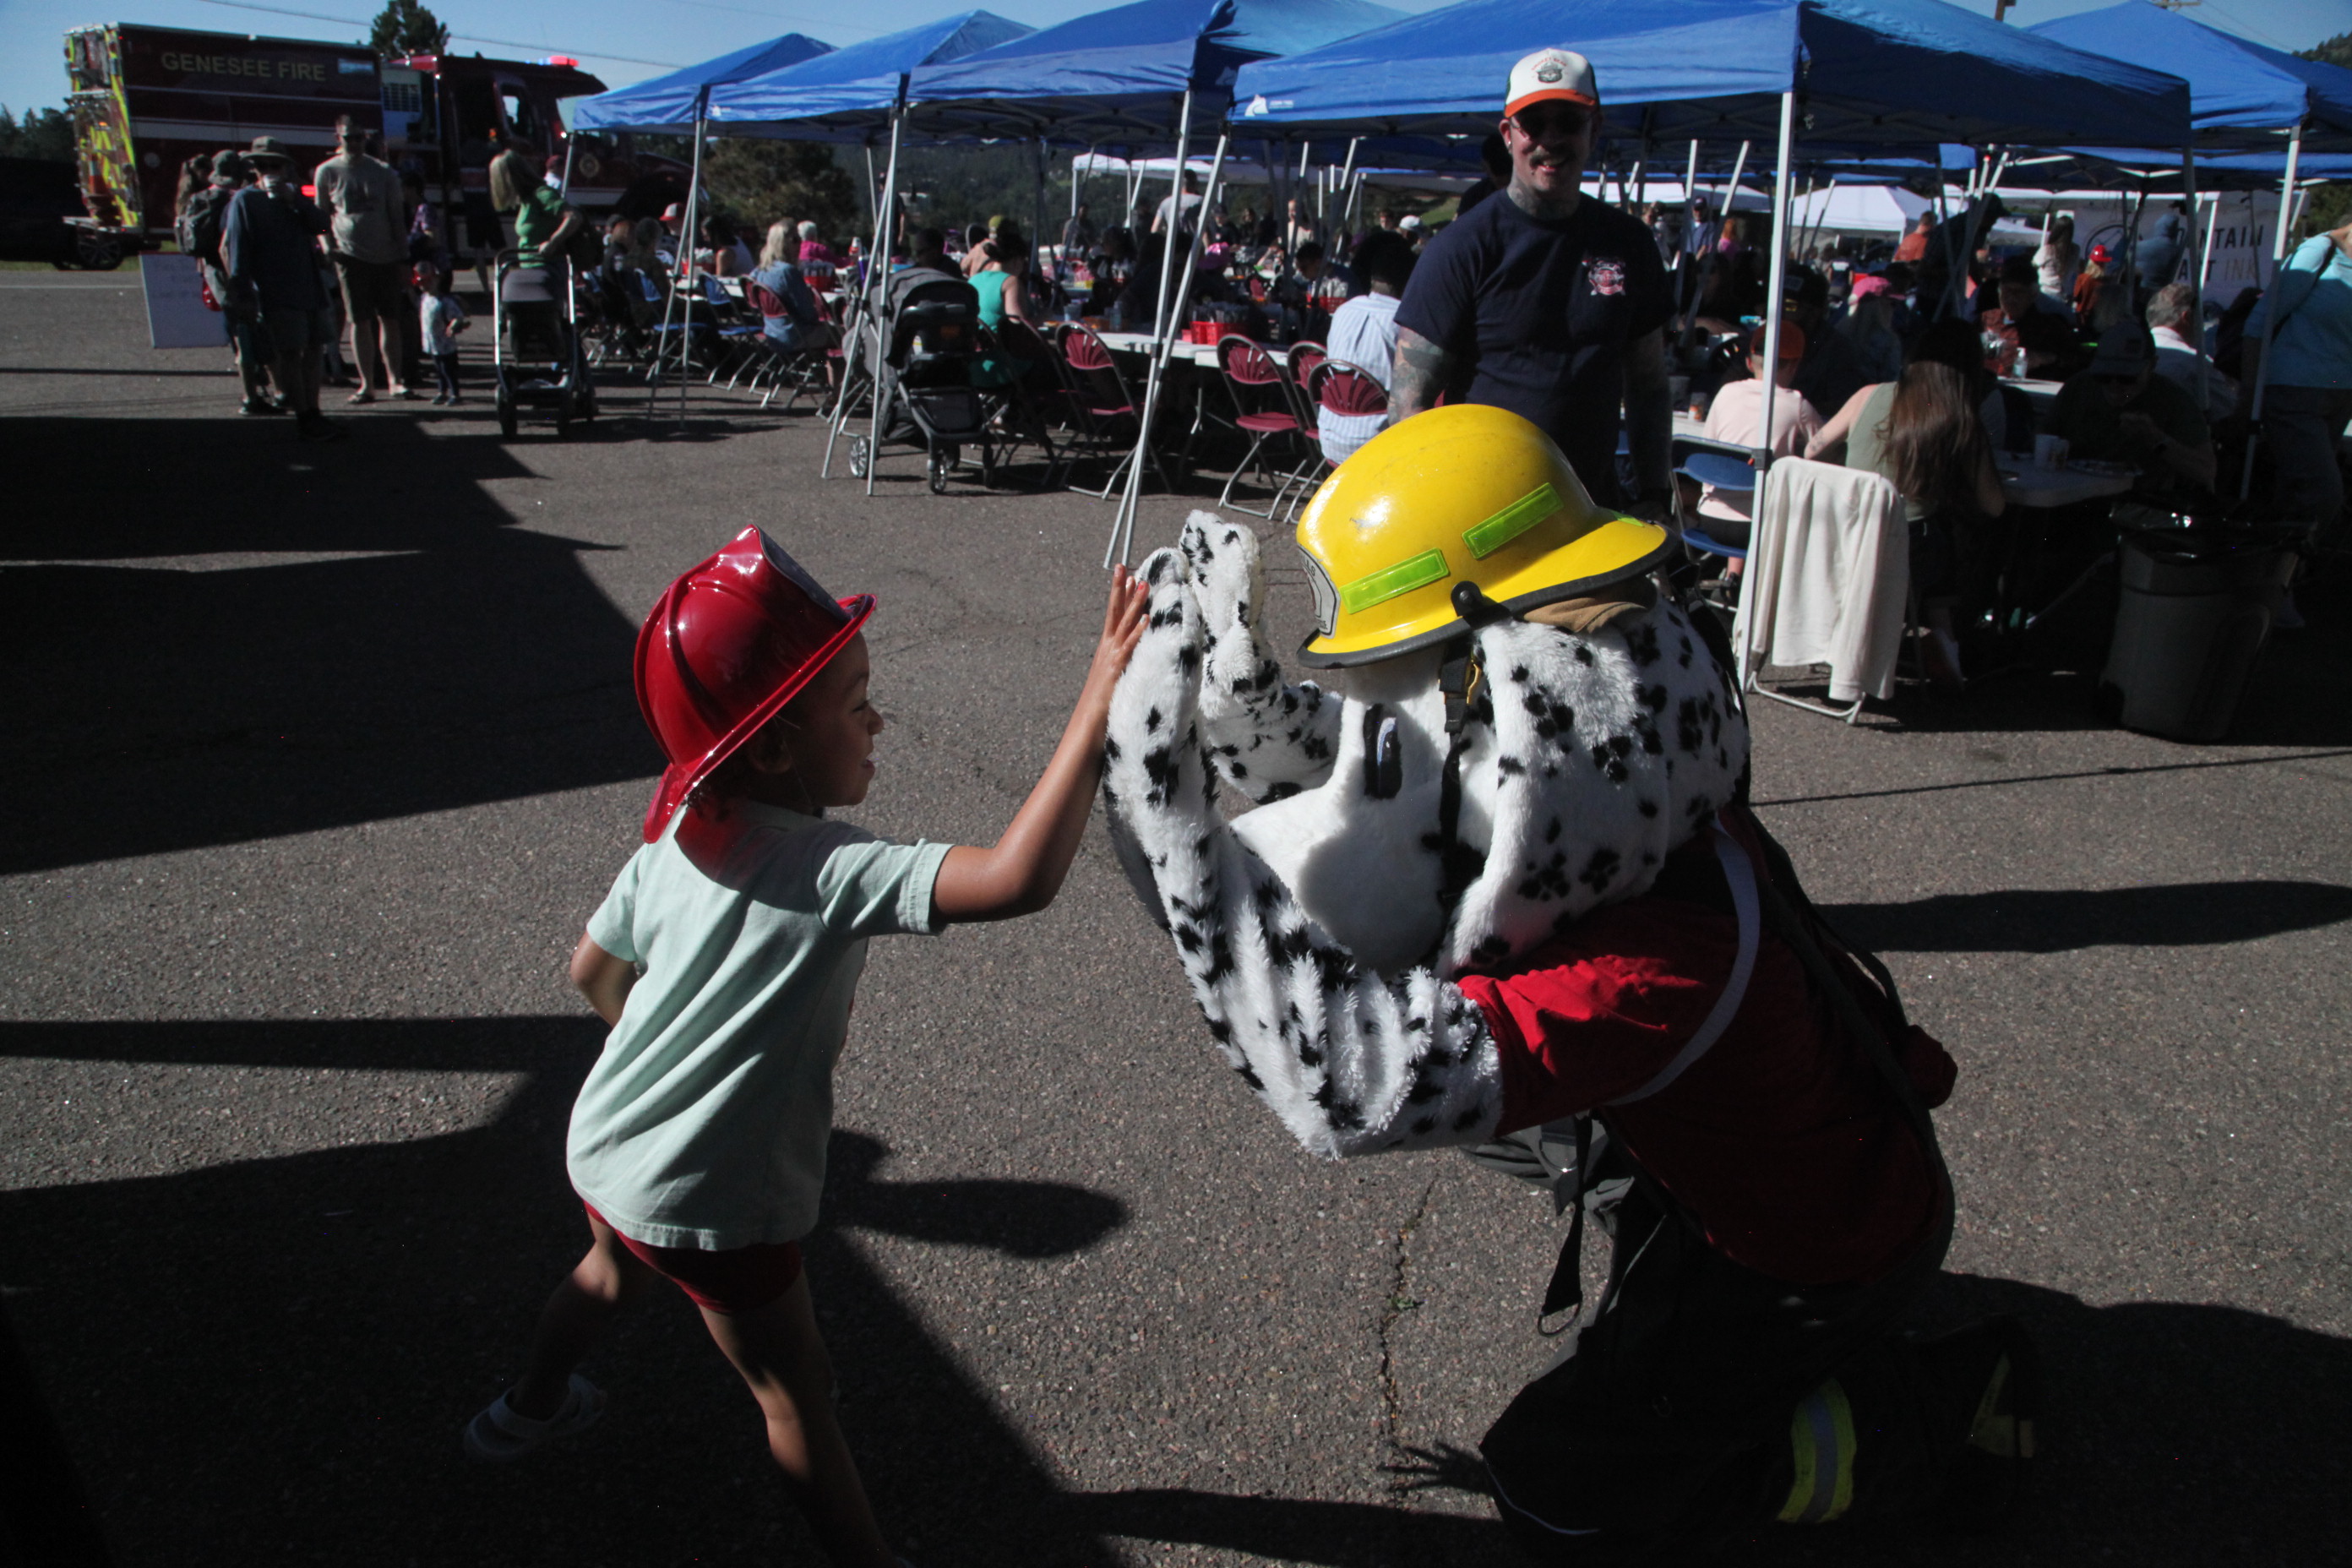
[1748,90,1798,685]
[2180,145,2209,407]
[2240,120,2304,497]
[831,104,901,485]
[1107,90,1195,570]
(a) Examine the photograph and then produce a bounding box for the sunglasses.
[1510,105,1593,138]
[2095,372,2142,386]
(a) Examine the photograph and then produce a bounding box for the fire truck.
[63,24,687,264]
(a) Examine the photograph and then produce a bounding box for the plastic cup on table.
[2034,433,2069,471]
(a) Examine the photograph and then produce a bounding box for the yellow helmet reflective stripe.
[1295,404,1671,667]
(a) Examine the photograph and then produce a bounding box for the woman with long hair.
[970,226,1033,389]
[1806,330,2006,688]
[488,139,579,267]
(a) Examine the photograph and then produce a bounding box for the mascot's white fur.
[1102,514,1750,1159]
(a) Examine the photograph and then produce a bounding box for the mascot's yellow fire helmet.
[1293,404,1672,667]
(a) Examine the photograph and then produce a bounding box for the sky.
[4,0,2345,126]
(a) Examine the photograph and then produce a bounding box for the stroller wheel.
[497,398,518,440]
[848,436,871,479]
[928,450,949,495]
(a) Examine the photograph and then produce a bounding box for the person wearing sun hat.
[1389,46,1674,521]
[460,525,1146,1568]
[221,135,340,440]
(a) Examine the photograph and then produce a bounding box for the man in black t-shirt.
[1391,47,1673,512]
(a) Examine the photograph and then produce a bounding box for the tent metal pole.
[558,129,579,200]
[2180,145,2208,396]
[1113,127,1228,566]
[1104,89,1195,569]
[651,103,708,415]
[1681,140,1746,352]
[2198,189,2221,293]
[1743,90,1798,697]
[2240,119,2305,497]
[1033,133,1048,283]
[1680,139,1699,270]
[827,103,901,479]
[1336,136,1360,233]
[861,105,907,496]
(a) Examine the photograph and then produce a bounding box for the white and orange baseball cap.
[1505,48,1598,117]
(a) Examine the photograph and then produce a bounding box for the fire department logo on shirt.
[1587,257,1626,297]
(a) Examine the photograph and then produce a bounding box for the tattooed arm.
[1386,325,1459,427]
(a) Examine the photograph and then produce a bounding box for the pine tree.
[368,0,450,57]
[0,106,77,162]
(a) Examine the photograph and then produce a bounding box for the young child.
[1690,322,1825,558]
[420,270,468,405]
[464,527,1147,1568]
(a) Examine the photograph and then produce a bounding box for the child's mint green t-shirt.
[568,802,951,1250]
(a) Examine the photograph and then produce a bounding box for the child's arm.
[932,568,1149,923]
[569,932,637,1026]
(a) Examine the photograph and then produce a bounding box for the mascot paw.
[1176,511,1340,802]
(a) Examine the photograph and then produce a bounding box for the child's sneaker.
[462,1374,607,1462]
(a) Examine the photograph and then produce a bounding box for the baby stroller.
[841,271,998,493]
[493,248,596,439]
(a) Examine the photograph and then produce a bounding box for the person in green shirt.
[487,140,580,269]
[2044,319,2216,501]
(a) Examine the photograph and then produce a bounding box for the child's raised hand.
[1079,564,1151,716]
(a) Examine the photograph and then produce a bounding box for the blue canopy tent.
[694,12,1040,487]
[2028,4,2352,152]
[2026,3,2352,487]
[573,33,838,408]
[905,0,1407,552]
[1230,0,2188,147]
[709,12,1032,135]
[572,33,836,133]
[1230,0,2193,717]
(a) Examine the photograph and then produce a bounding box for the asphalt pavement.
[2,271,2346,1566]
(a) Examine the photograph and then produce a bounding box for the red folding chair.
[1213,333,1316,519]
[1058,324,1171,499]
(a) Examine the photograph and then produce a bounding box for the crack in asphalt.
[1376,1172,1442,1482]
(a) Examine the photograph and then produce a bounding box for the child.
[421,270,468,406]
[464,527,1147,1568]
[1690,322,1825,556]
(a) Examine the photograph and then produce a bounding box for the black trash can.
[2099,527,2295,742]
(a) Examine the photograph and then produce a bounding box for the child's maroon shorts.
[581,1202,803,1315]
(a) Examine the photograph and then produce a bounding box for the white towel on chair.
[1734,458,1907,704]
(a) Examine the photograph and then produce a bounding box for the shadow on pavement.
[3,415,656,873]
[0,1015,1127,1565]
[3,1012,2345,1565]
[1822,879,2352,954]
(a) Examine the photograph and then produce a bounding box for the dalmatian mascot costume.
[1102,406,2025,1560]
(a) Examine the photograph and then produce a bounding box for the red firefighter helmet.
[634,526,874,841]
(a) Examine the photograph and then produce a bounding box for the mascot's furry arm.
[1101,543,1505,1160]
[1181,515,1346,804]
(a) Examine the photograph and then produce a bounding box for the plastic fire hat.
[633,527,874,841]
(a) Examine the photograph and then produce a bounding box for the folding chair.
[1213,333,1316,518]
[1732,457,1910,724]
[1672,435,1759,605]
[980,317,1066,487]
[1057,324,1171,500]
[1295,357,1388,514]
